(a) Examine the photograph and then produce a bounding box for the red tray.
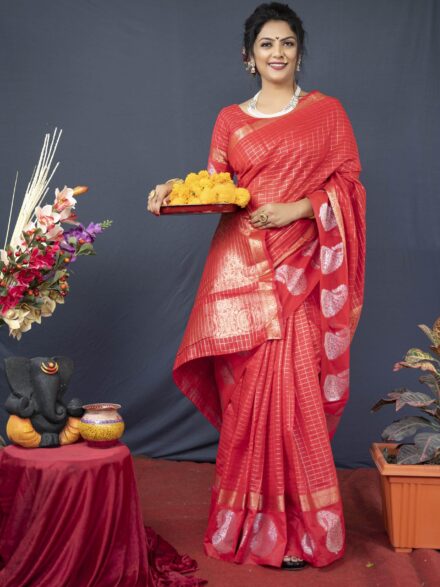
[160,203,240,215]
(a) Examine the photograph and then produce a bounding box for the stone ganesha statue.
[4,356,84,448]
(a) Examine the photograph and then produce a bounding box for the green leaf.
[100,219,113,229]
[397,361,439,375]
[46,269,67,287]
[404,348,439,365]
[371,397,397,412]
[382,416,432,442]
[396,444,424,464]
[418,324,436,345]
[422,406,440,419]
[77,243,94,255]
[419,373,440,400]
[414,432,440,461]
[432,318,440,346]
[395,390,436,411]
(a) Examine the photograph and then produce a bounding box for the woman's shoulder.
[215,104,241,119]
[311,91,348,113]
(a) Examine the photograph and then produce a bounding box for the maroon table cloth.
[0,443,204,587]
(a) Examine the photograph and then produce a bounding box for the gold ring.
[259,213,268,223]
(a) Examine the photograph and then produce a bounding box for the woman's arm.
[250,197,314,229]
[147,178,179,216]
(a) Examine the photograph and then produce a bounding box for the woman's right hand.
[147,182,173,216]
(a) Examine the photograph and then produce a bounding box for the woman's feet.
[281,555,308,570]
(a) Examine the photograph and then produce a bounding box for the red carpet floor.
[133,458,440,587]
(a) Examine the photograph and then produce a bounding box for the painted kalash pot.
[78,403,124,447]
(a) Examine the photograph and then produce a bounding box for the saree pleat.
[205,291,344,567]
[173,91,366,567]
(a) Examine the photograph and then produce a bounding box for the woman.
[148,2,366,571]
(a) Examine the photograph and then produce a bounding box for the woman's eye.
[284,41,295,47]
[261,42,272,48]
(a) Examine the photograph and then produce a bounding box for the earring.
[296,58,302,72]
[245,60,256,75]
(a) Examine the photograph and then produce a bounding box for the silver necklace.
[247,85,302,118]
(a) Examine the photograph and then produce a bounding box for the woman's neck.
[256,81,299,114]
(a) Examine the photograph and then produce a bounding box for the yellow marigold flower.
[235,187,251,208]
[199,193,212,204]
[167,169,251,207]
[216,172,232,183]
[215,184,236,202]
[170,196,187,205]
[220,193,236,204]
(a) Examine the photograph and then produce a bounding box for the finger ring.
[259,213,268,223]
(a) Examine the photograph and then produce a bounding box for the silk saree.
[173,91,366,568]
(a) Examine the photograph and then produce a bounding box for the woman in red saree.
[149,2,365,571]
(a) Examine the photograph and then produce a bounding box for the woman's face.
[252,20,299,85]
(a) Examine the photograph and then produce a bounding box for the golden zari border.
[327,185,346,247]
[215,482,341,513]
[299,486,341,512]
[246,218,283,340]
[211,147,229,167]
[350,305,363,339]
[216,487,286,512]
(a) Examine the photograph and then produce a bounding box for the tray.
[160,203,240,215]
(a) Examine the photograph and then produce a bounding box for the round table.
[0,442,203,586]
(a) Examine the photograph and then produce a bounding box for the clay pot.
[78,403,124,447]
[370,442,440,552]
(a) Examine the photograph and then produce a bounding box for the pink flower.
[28,247,56,270]
[53,187,77,212]
[35,205,60,234]
[46,224,64,241]
[15,268,42,286]
[0,285,26,314]
[59,208,78,225]
[23,220,36,233]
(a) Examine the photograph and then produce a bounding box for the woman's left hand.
[250,202,298,229]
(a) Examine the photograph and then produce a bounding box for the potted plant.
[370,317,440,552]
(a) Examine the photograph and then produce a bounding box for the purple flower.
[85,222,103,238]
[62,222,102,246]
[60,222,102,261]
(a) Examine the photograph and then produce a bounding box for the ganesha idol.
[3,356,84,448]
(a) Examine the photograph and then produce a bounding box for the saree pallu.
[173,92,366,567]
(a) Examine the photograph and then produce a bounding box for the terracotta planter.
[370,442,440,552]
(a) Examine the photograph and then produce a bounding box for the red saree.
[173,91,366,568]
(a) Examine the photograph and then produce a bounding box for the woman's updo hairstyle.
[243,2,305,64]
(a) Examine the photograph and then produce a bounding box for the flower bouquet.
[161,170,250,215]
[0,129,111,339]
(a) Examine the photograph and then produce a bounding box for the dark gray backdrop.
[0,0,439,466]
